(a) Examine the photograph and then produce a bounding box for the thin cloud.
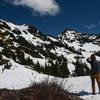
[85,21,100,30]
[5,0,60,16]
[85,24,96,30]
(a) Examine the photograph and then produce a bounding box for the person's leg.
[90,74,95,94]
[96,74,100,93]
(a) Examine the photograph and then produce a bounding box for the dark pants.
[90,73,100,93]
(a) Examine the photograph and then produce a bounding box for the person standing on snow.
[87,54,100,94]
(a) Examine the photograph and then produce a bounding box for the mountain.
[58,29,100,50]
[0,19,100,100]
[0,19,100,78]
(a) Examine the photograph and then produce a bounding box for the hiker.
[87,54,100,94]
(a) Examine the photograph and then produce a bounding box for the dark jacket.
[87,58,100,74]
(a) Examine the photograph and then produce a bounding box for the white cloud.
[5,0,60,16]
[85,24,96,30]
[85,21,100,30]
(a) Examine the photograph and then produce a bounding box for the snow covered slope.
[0,59,54,90]
[0,19,100,99]
[58,29,100,71]
[0,19,100,77]
[58,29,100,54]
[0,61,100,100]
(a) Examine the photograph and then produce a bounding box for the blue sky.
[0,0,100,36]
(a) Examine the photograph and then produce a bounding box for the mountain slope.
[58,29,100,71]
[58,29,100,53]
[0,19,100,77]
[0,19,100,100]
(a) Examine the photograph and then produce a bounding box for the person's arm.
[86,58,91,63]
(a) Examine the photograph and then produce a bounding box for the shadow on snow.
[72,90,99,96]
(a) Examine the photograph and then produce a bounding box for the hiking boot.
[92,91,95,95]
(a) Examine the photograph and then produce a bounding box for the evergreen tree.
[44,62,50,74]
[74,57,90,76]
[60,59,70,78]
[52,61,59,76]
[25,57,33,66]
[0,52,2,60]
[16,49,25,64]
[34,61,43,72]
